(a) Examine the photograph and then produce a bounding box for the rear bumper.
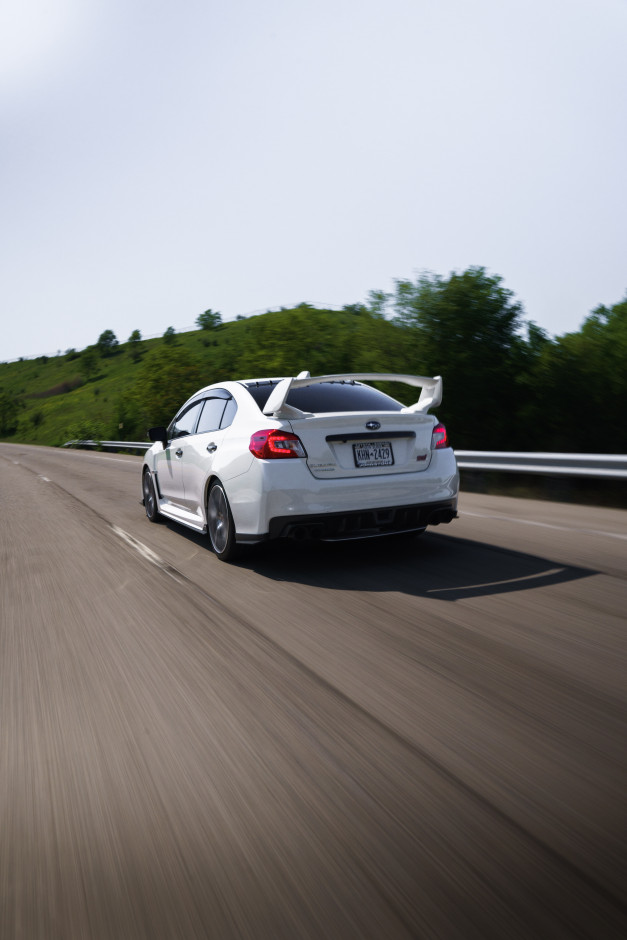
[229,447,459,541]
[268,499,457,542]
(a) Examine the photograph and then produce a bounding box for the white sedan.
[141,372,459,561]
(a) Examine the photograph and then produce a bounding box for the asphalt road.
[1,442,626,939]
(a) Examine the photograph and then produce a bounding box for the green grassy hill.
[0,334,162,446]
[1,305,406,446]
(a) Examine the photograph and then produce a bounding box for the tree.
[80,347,99,377]
[365,291,390,319]
[128,329,143,362]
[0,388,21,436]
[388,267,525,448]
[342,303,368,317]
[163,326,177,345]
[523,293,627,452]
[96,329,119,357]
[120,345,206,436]
[196,309,222,331]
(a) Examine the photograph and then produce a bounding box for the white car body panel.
[288,411,436,480]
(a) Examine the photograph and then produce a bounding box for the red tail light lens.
[249,429,308,459]
[432,422,449,449]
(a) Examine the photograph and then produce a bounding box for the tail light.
[431,422,449,449]
[249,429,308,459]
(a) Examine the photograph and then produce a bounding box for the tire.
[142,469,159,522]
[207,482,238,561]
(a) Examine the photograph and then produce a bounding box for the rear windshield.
[243,380,404,413]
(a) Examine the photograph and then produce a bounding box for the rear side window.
[196,398,227,434]
[244,381,403,413]
[220,397,238,428]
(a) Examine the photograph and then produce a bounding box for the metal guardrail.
[63,440,151,452]
[63,441,627,479]
[454,451,627,479]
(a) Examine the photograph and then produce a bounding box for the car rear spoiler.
[262,372,442,418]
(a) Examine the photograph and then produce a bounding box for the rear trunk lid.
[288,412,436,480]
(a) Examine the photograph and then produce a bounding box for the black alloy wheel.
[207,482,238,561]
[143,470,159,522]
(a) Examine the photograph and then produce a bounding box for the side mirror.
[148,426,168,447]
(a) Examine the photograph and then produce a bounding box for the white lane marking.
[111,526,183,583]
[461,510,627,541]
[428,567,565,594]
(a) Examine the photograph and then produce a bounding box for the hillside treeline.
[1,266,626,452]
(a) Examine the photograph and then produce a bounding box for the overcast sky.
[1,0,626,361]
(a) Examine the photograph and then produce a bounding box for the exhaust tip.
[428,508,457,526]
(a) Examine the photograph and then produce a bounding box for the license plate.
[353,441,394,468]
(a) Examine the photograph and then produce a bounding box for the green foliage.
[128,329,143,362]
[163,326,177,345]
[386,268,525,447]
[2,277,627,454]
[81,347,99,377]
[65,418,107,444]
[523,294,627,451]
[342,303,368,316]
[365,291,390,319]
[0,388,22,435]
[28,376,84,398]
[0,337,160,445]
[96,329,119,357]
[120,345,206,437]
[196,309,222,330]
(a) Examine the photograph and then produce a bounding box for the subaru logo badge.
[366,421,381,430]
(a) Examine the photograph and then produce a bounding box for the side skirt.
[157,500,207,534]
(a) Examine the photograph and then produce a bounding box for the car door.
[179,392,235,514]
[153,400,204,506]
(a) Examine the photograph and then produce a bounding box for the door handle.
[206,442,217,453]
[175,448,183,458]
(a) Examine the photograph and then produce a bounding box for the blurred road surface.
[1,443,626,938]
